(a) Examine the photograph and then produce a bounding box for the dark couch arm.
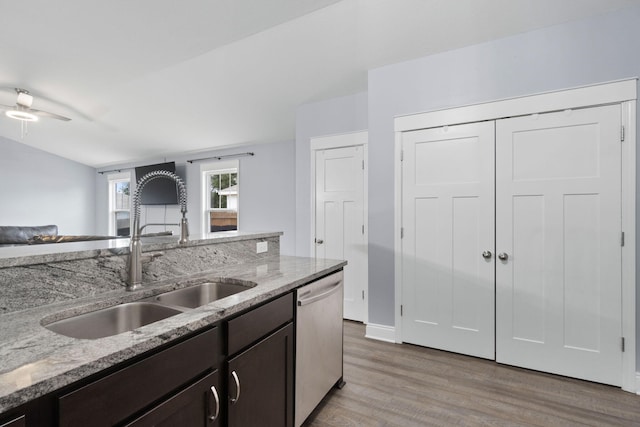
[0,225,59,244]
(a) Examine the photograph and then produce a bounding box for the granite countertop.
[0,254,346,413]
[0,231,282,268]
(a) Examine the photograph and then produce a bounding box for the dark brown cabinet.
[226,293,294,427]
[58,326,222,427]
[0,415,25,427]
[125,370,222,426]
[227,324,294,427]
[0,388,54,427]
[1,290,300,427]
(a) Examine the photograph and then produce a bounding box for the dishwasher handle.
[297,280,342,306]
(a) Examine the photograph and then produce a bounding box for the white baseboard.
[365,323,396,343]
[636,372,640,394]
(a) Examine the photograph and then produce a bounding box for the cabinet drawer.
[227,292,293,355]
[59,327,221,427]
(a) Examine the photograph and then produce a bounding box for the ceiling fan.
[0,88,71,122]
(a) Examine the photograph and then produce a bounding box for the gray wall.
[195,140,297,255]
[365,6,640,361]
[96,140,297,255]
[294,91,368,256]
[0,136,97,234]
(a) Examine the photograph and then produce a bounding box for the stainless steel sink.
[145,282,252,309]
[44,302,184,339]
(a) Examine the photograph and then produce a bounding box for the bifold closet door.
[495,105,623,386]
[401,121,495,359]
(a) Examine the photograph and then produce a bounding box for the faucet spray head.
[127,169,189,289]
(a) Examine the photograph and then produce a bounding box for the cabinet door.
[227,323,294,427]
[125,370,222,427]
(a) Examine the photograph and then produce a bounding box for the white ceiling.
[1,0,638,167]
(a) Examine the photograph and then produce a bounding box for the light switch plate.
[256,241,268,253]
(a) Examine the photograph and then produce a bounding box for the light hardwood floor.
[303,321,640,426]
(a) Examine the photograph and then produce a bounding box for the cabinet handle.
[208,385,220,422]
[230,370,241,404]
[482,250,492,259]
[498,252,509,261]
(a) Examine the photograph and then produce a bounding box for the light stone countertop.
[0,254,346,413]
[0,231,282,268]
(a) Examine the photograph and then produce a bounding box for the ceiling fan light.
[6,110,38,122]
[16,91,34,108]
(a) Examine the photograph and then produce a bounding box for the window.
[202,161,239,234]
[108,173,131,236]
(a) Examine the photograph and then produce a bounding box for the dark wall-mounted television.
[134,161,182,205]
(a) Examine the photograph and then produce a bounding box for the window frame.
[107,172,132,236]
[201,160,240,236]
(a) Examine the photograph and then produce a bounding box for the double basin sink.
[44,281,254,340]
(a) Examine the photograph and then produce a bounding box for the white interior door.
[495,105,622,386]
[315,145,367,322]
[401,122,495,359]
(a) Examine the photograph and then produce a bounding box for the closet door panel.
[401,121,495,359]
[495,105,622,386]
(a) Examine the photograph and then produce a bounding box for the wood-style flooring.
[303,321,640,427]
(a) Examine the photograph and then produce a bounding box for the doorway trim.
[310,130,369,324]
[393,78,637,392]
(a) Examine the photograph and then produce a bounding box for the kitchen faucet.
[127,170,189,290]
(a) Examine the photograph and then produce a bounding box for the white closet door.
[401,122,495,359]
[495,105,622,386]
[315,146,367,321]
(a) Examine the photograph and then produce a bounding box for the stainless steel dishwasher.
[295,270,345,427]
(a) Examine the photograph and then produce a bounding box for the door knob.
[482,251,492,260]
[498,252,509,261]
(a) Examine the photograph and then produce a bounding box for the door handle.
[208,385,220,421]
[482,251,492,260]
[230,370,241,404]
[498,252,509,261]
